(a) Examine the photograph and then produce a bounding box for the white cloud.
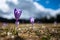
[34,2,60,17]
[0,0,60,19]
[7,0,18,5]
[0,0,9,12]
[34,2,45,11]
[0,0,18,12]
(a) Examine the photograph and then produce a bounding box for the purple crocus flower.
[30,17,34,24]
[14,8,22,21]
[30,17,34,28]
[14,8,22,26]
[2,22,8,27]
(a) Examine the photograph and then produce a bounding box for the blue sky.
[0,0,60,19]
[35,0,60,10]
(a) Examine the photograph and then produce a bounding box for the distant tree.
[57,14,60,23]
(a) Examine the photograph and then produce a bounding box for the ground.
[0,22,60,40]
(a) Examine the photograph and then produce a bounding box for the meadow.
[0,23,60,40]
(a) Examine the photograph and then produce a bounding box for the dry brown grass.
[0,23,60,40]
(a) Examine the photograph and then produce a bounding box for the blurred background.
[0,0,60,23]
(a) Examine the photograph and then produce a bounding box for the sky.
[0,0,60,19]
[35,0,60,10]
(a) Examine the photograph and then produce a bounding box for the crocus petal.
[30,17,34,24]
[14,8,22,20]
